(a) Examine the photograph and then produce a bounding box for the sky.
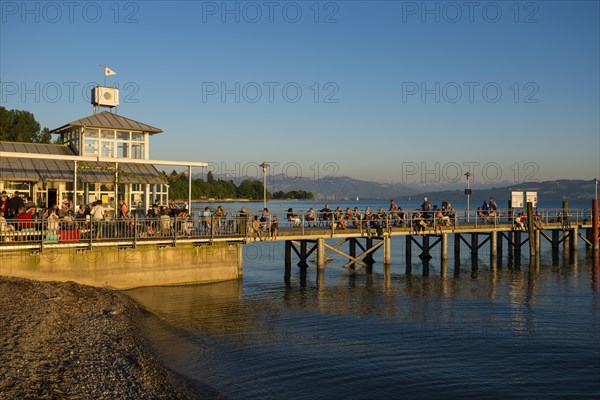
[1,0,599,187]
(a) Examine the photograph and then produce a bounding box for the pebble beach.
[0,277,212,400]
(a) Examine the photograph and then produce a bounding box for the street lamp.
[595,177,599,201]
[260,162,269,210]
[465,171,472,222]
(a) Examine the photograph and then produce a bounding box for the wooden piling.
[572,227,578,251]
[317,237,325,269]
[471,233,478,255]
[454,233,461,260]
[384,235,391,265]
[526,202,536,257]
[284,241,292,267]
[405,235,412,265]
[299,241,308,268]
[441,233,448,261]
[593,199,599,251]
[490,231,497,258]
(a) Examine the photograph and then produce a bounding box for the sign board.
[91,86,119,107]
[511,191,524,208]
[525,191,538,207]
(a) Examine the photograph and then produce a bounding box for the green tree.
[0,106,51,143]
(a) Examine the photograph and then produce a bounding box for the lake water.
[126,200,600,399]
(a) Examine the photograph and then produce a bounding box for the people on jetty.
[514,212,526,230]
[421,197,432,222]
[412,212,427,236]
[286,208,300,226]
[319,203,332,225]
[271,215,279,239]
[305,208,316,227]
[260,208,270,231]
[352,207,362,228]
[252,215,263,241]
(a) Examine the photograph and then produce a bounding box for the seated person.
[305,208,316,227]
[286,208,301,226]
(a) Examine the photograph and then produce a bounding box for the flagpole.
[104,64,106,86]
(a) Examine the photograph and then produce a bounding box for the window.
[84,139,98,155]
[101,141,114,157]
[131,143,144,159]
[117,142,129,158]
[117,131,130,140]
[101,129,115,140]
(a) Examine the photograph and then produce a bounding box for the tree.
[0,106,51,143]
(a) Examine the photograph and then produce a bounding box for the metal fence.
[0,208,593,245]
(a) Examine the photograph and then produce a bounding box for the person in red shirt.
[17,207,34,230]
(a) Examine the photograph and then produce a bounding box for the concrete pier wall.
[0,243,243,289]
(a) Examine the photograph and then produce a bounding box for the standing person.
[489,197,498,211]
[90,200,106,238]
[118,199,128,218]
[421,197,431,222]
[1,192,9,217]
[251,215,263,241]
[270,215,279,240]
[9,191,24,217]
[260,208,270,231]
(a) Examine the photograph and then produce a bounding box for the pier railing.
[0,208,594,246]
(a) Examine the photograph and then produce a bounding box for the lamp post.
[260,162,269,210]
[465,171,472,222]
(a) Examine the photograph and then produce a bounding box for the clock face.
[103,92,113,100]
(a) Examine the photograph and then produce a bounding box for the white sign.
[526,191,538,207]
[511,191,524,208]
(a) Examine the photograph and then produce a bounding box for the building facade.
[1,111,170,214]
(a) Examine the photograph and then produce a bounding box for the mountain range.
[199,173,598,202]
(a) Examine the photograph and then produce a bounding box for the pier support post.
[405,235,412,265]
[593,199,599,251]
[420,235,431,260]
[384,235,391,265]
[299,241,308,268]
[285,241,292,267]
[490,231,497,259]
[471,233,478,255]
[317,237,325,269]
[572,227,578,252]
[441,233,448,261]
[454,233,461,260]
[349,238,356,270]
[364,237,375,265]
[526,202,536,257]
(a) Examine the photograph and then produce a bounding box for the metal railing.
[0,208,594,245]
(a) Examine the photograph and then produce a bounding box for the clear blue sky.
[1,1,599,185]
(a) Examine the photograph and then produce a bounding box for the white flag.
[105,66,117,76]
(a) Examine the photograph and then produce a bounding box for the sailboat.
[356,196,360,201]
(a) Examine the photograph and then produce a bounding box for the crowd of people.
[2,190,593,243]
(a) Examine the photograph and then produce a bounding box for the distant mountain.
[270,174,414,200]
[409,179,598,203]
[192,171,597,203]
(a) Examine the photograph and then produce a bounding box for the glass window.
[83,139,98,155]
[86,129,99,138]
[101,129,115,139]
[117,142,129,158]
[131,132,145,142]
[117,131,130,140]
[101,141,114,157]
[131,143,144,159]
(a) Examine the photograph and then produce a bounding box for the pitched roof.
[0,141,166,184]
[50,111,163,134]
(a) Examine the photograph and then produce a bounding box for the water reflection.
[126,254,600,400]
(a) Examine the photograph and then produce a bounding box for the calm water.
[126,200,600,399]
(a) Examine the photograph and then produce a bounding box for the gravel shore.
[0,277,210,399]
